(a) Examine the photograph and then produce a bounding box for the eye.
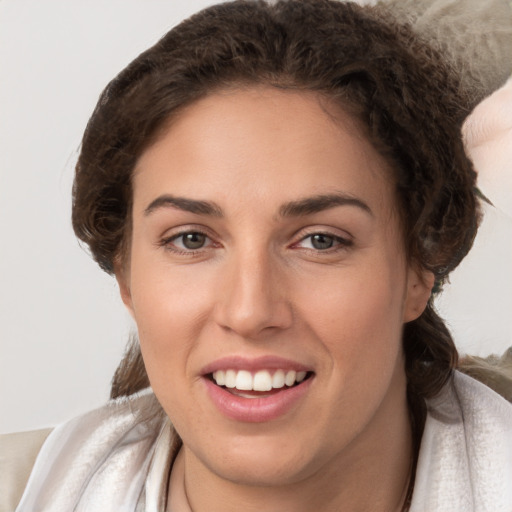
[179,232,208,250]
[296,232,352,251]
[162,230,214,252]
[309,234,336,250]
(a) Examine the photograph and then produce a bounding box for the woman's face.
[119,87,432,487]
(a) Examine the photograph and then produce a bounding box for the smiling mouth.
[207,369,314,398]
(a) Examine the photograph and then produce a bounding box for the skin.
[117,86,433,511]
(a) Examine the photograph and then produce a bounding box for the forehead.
[133,86,396,217]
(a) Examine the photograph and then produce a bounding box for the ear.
[114,262,135,319]
[403,266,435,323]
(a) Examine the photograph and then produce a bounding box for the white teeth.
[213,370,225,386]
[253,370,272,392]
[235,370,253,391]
[212,368,309,391]
[271,370,285,389]
[285,370,297,387]
[225,369,236,388]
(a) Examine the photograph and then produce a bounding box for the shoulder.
[453,368,512,416]
[0,428,53,512]
[451,371,512,445]
[7,389,169,511]
[410,371,512,511]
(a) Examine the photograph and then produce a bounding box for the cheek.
[298,262,406,376]
[128,268,215,430]
[127,252,214,386]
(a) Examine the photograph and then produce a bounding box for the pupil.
[311,234,333,250]
[183,232,206,249]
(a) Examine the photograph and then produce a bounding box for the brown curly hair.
[72,0,479,416]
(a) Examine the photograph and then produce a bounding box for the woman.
[10,0,512,510]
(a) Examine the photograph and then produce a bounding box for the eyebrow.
[143,192,372,218]
[279,193,373,217]
[144,195,223,217]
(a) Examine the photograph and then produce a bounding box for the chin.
[196,432,323,488]
[211,458,311,488]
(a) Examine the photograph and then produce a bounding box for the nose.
[214,249,293,339]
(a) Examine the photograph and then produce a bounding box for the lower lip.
[203,376,313,423]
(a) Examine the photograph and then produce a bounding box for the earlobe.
[403,267,435,323]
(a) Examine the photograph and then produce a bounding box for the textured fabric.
[458,347,512,402]
[10,372,512,511]
[410,372,512,511]
[381,0,512,105]
[14,389,173,512]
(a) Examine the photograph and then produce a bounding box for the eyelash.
[159,229,216,255]
[293,231,353,253]
[159,229,353,255]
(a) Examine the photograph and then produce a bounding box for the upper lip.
[201,355,313,376]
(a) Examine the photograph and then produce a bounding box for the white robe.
[13,372,512,512]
